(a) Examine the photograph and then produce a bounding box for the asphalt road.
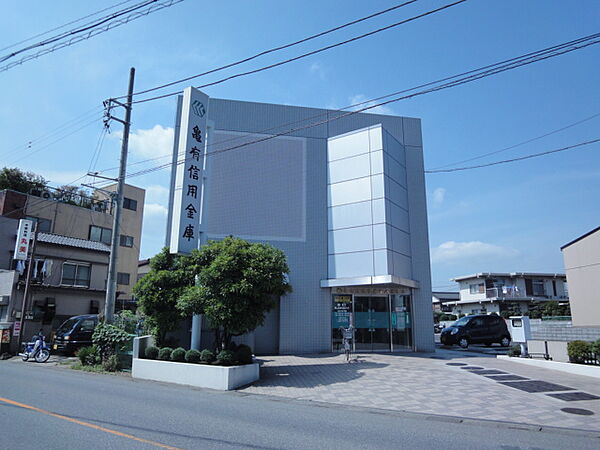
[0,361,598,449]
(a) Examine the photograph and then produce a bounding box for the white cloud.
[115,125,174,159]
[348,94,394,115]
[431,241,518,264]
[432,187,446,206]
[144,184,169,204]
[144,203,168,217]
[309,62,328,80]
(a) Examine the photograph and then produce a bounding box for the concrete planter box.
[132,358,259,390]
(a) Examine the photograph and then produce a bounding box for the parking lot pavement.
[240,351,600,432]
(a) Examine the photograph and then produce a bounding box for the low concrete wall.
[497,355,600,379]
[132,358,259,390]
[133,335,154,359]
[527,340,569,362]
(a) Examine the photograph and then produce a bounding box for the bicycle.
[339,326,353,363]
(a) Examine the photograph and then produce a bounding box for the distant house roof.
[561,226,600,250]
[138,258,150,267]
[37,233,110,252]
[432,291,460,303]
[451,272,565,282]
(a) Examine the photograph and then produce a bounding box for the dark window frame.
[117,272,130,286]
[123,197,137,211]
[119,234,134,248]
[89,225,112,245]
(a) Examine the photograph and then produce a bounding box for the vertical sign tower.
[170,87,209,254]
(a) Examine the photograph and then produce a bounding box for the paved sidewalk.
[240,350,600,432]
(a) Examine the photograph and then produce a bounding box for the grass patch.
[69,362,106,373]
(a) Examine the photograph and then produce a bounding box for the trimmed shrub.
[200,349,215,363]
[591,339,600,357]
[77,345,101,366]
[158,347,174,361]
[216,349,237,366]
[171,347,186,362]
[507,344,521,357]
[236,344,253,365]
[92,322,130,360]
[227,341,238,352]
[568,340,592,364]
[185,349,201,363]
[145,346,159,360]
[102,354,120,372]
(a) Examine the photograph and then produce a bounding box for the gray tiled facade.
[199,98,433,354]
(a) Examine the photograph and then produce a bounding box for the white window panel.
[327,153,370,184]
[327,129,370,162]
[328,226,373,254]
[328,251,374,279]
[369,126,383,151]
[370,150,384,175]
[328,200,372,230]
[371,174,385,199]
[371,198,386,224]
[328,176,371,207]
[372,223,387,250]
[373,249,389,276]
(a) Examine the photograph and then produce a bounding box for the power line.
[115,1,420,100]
[129,0,468,104]
[425,138,600,173]
[7,116,103,165]
[0,0,138,53]
[114,31,600,182]
[0,106,103,159]
[429,111,600,170]
[0,0,185,72]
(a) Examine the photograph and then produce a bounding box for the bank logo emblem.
[191,100,206,117]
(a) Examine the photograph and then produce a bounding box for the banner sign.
[12,322,20,337]
[332,295,352,328]
[14,219,33,260]
[169,87,209,254]
[1,329,10,344]
[334,287,410,295]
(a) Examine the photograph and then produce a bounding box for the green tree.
[177,237,292,351]
[0,167,47,193]
[133,247,195,345]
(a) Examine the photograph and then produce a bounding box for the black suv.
[440,315,511,348]
[53,314,99,354]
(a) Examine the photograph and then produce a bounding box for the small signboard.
[12,322,20,337]
[14,219,33,260]
[1,329,10,344]
[169,87,209,255]
[332,295,352,328]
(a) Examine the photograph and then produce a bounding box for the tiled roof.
[37,233,110,252]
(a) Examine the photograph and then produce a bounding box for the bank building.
[166,88,434,354]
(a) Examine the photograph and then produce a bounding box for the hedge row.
[143,344,254,366]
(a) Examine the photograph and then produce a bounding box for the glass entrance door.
[354,296,391,351]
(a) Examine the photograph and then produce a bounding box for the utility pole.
[104,67,135,323]
[18,221,38,341]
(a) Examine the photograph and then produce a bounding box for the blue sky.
[1,0,598,291]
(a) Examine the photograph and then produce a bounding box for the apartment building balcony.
[485,287,566,301]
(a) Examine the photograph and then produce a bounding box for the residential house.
[446,272,568,316]
[561,226,600,327]
[432,291,459,312]
[0,183,144,351]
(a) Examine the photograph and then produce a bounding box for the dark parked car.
[440,315,511,349]
[53,314,99,354]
